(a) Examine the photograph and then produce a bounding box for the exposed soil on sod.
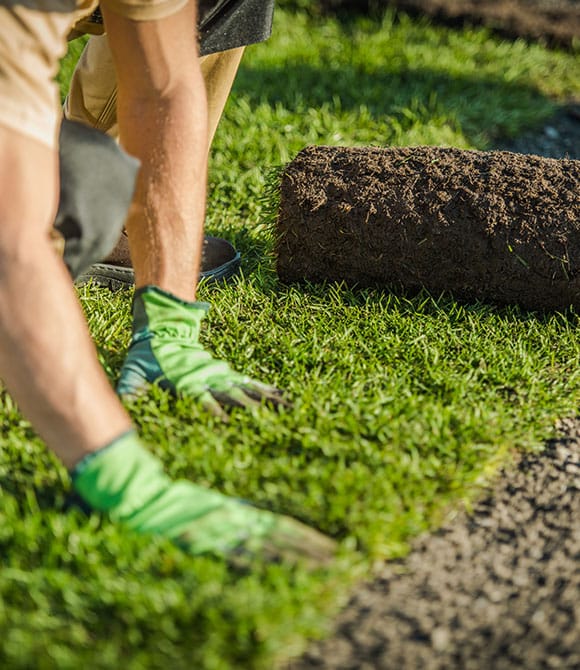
[276,144,580,312]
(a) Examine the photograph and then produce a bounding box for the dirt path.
[386,0,580,50]
[320,0,580,50]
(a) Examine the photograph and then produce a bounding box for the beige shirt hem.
[0,99,59,149]
[100,0,189,22]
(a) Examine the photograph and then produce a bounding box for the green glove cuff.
[71,430,172,516]
[117,286,238,398]
[71,431,247,550]
[118,285,288,415]
[131,285,210,340]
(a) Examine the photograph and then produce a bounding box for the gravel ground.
[287,100,580,670]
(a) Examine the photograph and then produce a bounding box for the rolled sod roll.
[276,146,580,311]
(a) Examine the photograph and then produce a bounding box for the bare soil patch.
[290,419,580,670]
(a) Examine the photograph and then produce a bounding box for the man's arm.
[0,126,132,469]
[100,1,288,411]
[100,0,208,302]
[0,0,206,472]
[0,1,333,566]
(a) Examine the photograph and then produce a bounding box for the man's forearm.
[0,245,132,469]
[121,86,208,301]
[102,2,209,303]
[0,127,131,469]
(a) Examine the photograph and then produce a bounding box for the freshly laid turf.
[1,7,578,669]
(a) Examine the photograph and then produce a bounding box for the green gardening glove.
[117,286,288,416]
[72,431,336,567]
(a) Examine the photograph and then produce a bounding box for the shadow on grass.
[208,210,580,323]
[233,61,559,146]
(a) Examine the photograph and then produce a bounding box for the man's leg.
[65,37,244,283]
[65,35,245,146]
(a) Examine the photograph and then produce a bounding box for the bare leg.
[65,39,244,269]
[65,38,244,147]
[201,47,245,146]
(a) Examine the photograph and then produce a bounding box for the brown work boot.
[75,231,241,291]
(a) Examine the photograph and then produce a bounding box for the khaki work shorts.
[0,0,187,148]
[65,35,244,144]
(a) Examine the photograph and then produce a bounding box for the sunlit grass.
[3,6,578,668]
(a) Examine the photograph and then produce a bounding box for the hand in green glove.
[72,431,336,567]
[117,286,288,416]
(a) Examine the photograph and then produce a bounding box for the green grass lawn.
[2,6,579,669]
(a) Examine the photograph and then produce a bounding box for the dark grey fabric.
[55,119,139,279]
[76,0,275,55]
[198,0,275,55]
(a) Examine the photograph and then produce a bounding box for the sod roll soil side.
[276,146,580,311]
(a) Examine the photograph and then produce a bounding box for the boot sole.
[75,250,242,291]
